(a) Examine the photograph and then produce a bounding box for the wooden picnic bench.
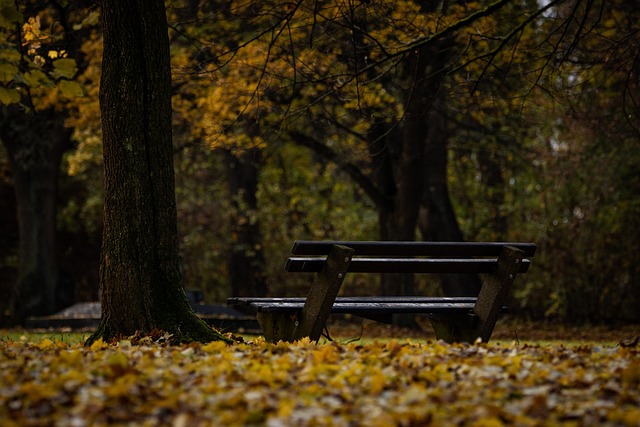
[227,240,536,343]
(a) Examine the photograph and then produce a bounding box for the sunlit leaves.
[0,2,86,108]
[1,337,639,426]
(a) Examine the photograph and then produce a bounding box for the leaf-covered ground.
[1,334,639,426]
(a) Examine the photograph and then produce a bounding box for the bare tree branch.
[289,131,392,211]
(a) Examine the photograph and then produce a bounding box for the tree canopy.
[0,0,638,327]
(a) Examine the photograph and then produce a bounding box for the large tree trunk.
[0,110,73,324]
[410,4,482,298]
[419,108,483,296]
[224,148,268,298]
[366,119,417,297]
[87,0,228,344]
[372,38,448,299]
[477,146,508,239]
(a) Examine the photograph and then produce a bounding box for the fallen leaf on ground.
[0,337,638,426]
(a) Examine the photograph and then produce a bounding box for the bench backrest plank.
[286,257,531,274]
[292,240,537,257]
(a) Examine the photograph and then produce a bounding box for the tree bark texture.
[89,0,228,344]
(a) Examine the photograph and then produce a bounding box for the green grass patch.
[0,330,90,345]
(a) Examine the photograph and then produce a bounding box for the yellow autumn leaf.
[609,407,640,426]
[312,344,340,364]
[368,369,386,395]
[58,79,84,98]
[52,58,77,79]
[276,397,296,418]
[89,338,108,350]
[108,352,129,369]
[202,340,227,353]
[22,16,41,42]
[622,360,640,387]
[58,348,84,366]
[23,69,50,87]
[621,408,640,427]
[0,63,18,83]
[294,336,312,347]
[37,338,55,350]
[19,382,58,401]
[105,373,138,398]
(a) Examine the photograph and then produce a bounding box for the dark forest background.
[1,0,638,326]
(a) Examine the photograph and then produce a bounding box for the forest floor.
[7,316,640,346]
[2,319,640,426]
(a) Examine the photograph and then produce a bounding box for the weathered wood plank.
[472,245,525,342]
[229,296,478,305]
[286,257,531,273]
[252,301,477,314]
[292,240,537,257]
[296,244,354,341]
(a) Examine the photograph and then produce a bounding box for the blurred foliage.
[445,0,640,322]
[0,0,91,109]
[0,0,637,323]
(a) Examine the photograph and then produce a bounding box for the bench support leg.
[472,245,524,342]
[257,244,354,342]
[430,245,525,343]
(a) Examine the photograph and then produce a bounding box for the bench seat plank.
[228,296,478,305]
[286,257,531,274]
[249,301,477,314]
[228,296,485,315]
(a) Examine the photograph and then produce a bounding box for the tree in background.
[171,0,639,322]
[0,1,89,323]
[184,1,536,298]
[442,0,640,322]
[167,2,272,299]
[86,0,229,344]
[168,1,490,300]
[516,0,640,322]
